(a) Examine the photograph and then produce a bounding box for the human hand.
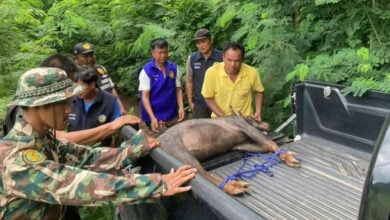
[111,115,141,130]
[161,165,197,196]
[146,136,160,149]
[177,108,185,122]
[189,102,194,112]
[151,118,159,132]
[254,112,262,122]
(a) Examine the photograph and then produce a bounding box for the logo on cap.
[83,43,92,50]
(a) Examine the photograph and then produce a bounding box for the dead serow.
[144,115,300,196]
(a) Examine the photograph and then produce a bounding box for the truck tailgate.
[210,137,371,219]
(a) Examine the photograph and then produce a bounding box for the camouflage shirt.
[0,117,164,219]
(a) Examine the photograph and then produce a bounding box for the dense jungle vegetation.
[1,0,389,219]
[1,0,390,130]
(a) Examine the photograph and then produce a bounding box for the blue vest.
[68,90,118,146]
[190,49,223,104]
[140,58,178,123]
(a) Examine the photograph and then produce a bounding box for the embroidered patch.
[98,114,107,123]
[97,67,105,75]
[22,149,46,165]
[169,71,175,78]
[83,43,92,50]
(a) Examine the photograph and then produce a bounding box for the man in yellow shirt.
[201,42,264,121]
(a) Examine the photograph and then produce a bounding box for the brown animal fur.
[142,116,300,195]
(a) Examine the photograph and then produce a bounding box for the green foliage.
[0,96,13,125]
[315,0,341,5]
[1,0,390,133]
[79,205,115,220]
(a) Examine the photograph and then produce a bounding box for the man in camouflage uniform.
[0,67,196,219]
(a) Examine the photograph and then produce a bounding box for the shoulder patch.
[22,149,46,165]
[169,71,175,78]
[98,114,107,123]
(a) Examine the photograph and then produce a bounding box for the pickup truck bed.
[210,136,370,219]
[118,81,390,219]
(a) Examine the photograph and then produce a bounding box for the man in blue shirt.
[68,66,122,146]
[138,38,185,134]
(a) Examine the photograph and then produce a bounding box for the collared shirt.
[186,49,223,103]
[68,89,121,146]
[202,62,264,118]
[0,117,164,219]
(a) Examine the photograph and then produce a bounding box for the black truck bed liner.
[210,137,370,219]
[118,81,390,220]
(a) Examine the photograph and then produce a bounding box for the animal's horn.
[230,106,240,116]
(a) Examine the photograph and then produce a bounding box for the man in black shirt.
[185,29,223,118]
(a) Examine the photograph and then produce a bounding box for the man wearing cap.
[0,67,196,219]
[139,38,185,134]
[186,29,223,118]
[202,42,265,121]
[73,42,127,115]
[2,54,80,137]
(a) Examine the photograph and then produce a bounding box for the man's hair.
[40,54,79,82]
[75,66,99,86]
[223,42,245,58]
[150,38,169,50]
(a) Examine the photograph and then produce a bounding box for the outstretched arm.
[56,115,141,145]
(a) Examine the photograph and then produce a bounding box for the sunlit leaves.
[131,24,175,56]
[342,77,376,97]
[217,5,236,29]
[314,0,341,6]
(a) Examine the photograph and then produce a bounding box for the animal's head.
[138,121,168,138]
[231,108,270,133]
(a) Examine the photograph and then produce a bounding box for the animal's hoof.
[223,180,251,196]
[280,151,300,168]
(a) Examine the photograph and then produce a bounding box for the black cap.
[194,29,211,40]
[74,42,95,55]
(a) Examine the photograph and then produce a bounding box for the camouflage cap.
[10,67,84,107]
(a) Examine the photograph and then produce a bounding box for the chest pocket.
[233,81,252,98]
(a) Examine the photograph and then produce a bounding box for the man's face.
[195,38,213,55]
[76,80,95,100]
[223,48,243,76]
[39,100,71,130]
[152,47,168,67]
[74,52,96,67]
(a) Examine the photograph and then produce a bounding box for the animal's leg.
[198,168,250,196]
[238,127,279,153]
[232,143,272,153]
[160,141,250,196]
[279,151,300,168]
[232,143,300,168]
